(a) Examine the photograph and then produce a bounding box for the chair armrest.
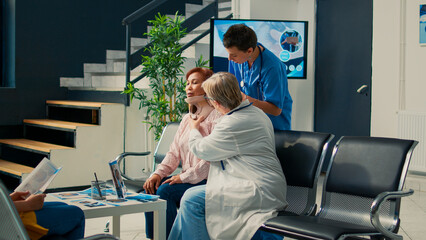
[115,152,151,181]
[370,189,414,240]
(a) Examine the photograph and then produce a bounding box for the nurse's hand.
[189,115,205,130]
[241,92,248,101]
[143,174,161,195]
[162,174,182,185]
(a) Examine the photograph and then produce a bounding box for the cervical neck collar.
[185,95,214,120]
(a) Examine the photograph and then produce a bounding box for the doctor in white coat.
[168,72,287,240]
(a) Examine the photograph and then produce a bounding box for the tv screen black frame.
[209,18,308,79]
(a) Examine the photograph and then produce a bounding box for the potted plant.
[124,12,209,140]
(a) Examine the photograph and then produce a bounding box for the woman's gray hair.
[202,72,242,110]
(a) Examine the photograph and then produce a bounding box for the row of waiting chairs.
[118,123,418,239]
[262,131,417,240]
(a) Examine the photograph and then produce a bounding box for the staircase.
[60,0,232,91]
[0,100,125,190]
[0,0,232,191]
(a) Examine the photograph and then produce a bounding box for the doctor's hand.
[189,115,205,130]
[241,92,248,101]
[162,174,182,185]
[143,174,161,195]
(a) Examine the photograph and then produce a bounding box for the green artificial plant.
[124,12,209,140]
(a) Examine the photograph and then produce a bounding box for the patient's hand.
[25,194,45,211]
[143,174,161,195]
[163,174,182,185]
[10,191,30,201]
[13,193,45,212]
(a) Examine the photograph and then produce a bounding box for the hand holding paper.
[15,158,62,197]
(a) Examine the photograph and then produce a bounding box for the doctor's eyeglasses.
[204,96,215,106]
[204,96,215,102]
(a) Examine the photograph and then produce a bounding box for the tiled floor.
[84,173,426,240]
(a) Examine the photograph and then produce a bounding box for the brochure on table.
[109,159,127,199]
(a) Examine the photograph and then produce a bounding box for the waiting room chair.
[271,130,334,216]
[0,180,118,240]
[261,136,418,240]
[115,122,180,193]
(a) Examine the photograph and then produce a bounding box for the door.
[315,0,373,169]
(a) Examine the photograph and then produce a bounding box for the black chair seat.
[264,215,375,240]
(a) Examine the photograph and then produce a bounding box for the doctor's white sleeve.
[188,122,240,162]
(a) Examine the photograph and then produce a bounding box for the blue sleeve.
[228,61,243,90]
[228,61,235,75]
[261,64,287,110]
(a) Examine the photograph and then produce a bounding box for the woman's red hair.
[186,67,214,81]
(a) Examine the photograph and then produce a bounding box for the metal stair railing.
[122,0,234,106]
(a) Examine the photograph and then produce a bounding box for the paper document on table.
[15,157,62,195]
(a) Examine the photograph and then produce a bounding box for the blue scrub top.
[229,43,293,130]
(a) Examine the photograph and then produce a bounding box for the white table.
[46,193,166,239]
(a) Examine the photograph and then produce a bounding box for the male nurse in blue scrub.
[223,24,293,130]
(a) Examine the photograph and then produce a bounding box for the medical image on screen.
[280,30,302,53]
[210,19,308,79]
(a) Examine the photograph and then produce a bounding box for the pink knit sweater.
[153,110,222,184]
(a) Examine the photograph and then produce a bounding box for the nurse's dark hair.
[223,24,257,51]
[202,72,242,110]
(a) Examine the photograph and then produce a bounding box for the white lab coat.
[189,100,288,240]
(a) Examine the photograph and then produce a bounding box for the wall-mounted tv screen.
[210,19,308,79]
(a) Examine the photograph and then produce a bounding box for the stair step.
[61,0,233,91]
[106,50,126,60]
[23,119,95,131]
[186,3,204,13]
[46,100,118,109]
[60,77,84,87]
[191,22,210,34]
[0,159,34,177]
[131,37,149,47]
[181,33,210,45]
[84,63,107,73]
[218,10,232,18]
[0,139,73,154]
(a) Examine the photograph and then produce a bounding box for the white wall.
[372,0,426,137]
[124,101,157,178]
[404,1,426,112]
[236,0,316,131]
